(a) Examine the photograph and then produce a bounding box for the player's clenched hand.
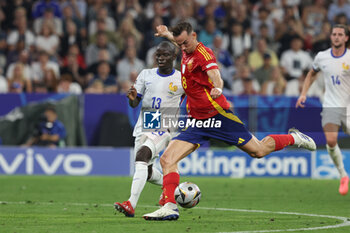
[127,86,137,101]
[155,25,172,38]
[210,87,222,99]
[296,95,306,108]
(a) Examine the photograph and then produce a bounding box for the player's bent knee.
[327,139,337,148]
[160,153,173,168]
[135,146,152,163]
[248,150,265,159]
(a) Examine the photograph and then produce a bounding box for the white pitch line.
[1,201,349,233]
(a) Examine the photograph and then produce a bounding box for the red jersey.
[181,42,230,119]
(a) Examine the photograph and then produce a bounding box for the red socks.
[163,172,180,204]
[269,134,295,151]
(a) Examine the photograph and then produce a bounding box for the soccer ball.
[174,182,201,208]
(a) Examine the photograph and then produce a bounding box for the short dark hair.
[157,41,176,54]
[332,24,349,36]
[170,21,193,37]
[45,105,56,113]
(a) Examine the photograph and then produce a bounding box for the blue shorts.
[174,109,252,147]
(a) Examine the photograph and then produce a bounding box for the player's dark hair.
[332,24,349,36]
[170,21,193,37]
[157,41,176,55]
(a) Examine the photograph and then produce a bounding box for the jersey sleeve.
[197,46,219,72]
[134,70,146,98]
[312,52,321,72]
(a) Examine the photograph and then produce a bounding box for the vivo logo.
[0,149,93,175]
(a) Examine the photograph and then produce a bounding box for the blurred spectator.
[253,53,274,86]
[251,7,275,39]
[142,16,165,59]
[23,105,66,148]
[248,38,279,71]
[312,21,331,55]
[42,68,58,92]
[60,20,84,57]
[117,46,144,85]
[87,0,110,23]
[85,31,118,66]
[210,35,234,90]
[89,18,119,50]
[144,0,170,25]
[61,49,87,88]
[85,79,104,94]
[260,66,286,96]
[87,49,116,78]
[32,0,62,19]
[225,3,251,34]
[33,81,48,93]
[31,51,60,82]
[88,7,116,36]
[8,62,32,93]
[222,21,252,58]
[280,36,313,81]
[170,1,197,29]
[57,73,82,94]
[1,1,33,31]
[0,72,8,93]
[33,7,62,36]
[302,0,327,36]
[327,0,350,23]
[232,65,260,95]
[88,61,117,93]
[198,18,222,46]
[256,23,277,52]
[61,4,86,38]
[35,21,60,58]
[333,12,348,25]
[275,6,304,55]
[7,13,35,52]
[60,0,87,21]
[116,0,143,22]
[197,0,226,26]
[6,50,32,81]
[115,15,143,53]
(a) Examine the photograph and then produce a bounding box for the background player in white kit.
[114,41,184,216]
[296,24,350,195]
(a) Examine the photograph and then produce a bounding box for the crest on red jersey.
[187,58,194,72]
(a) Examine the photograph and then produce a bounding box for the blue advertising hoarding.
[1,147,349,179]
[0,147,130,176]
[174,149,311,177]
[312,150,350,179]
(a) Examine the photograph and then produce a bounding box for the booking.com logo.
[143,110,222,130]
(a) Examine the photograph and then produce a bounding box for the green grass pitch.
[0,176,349,233]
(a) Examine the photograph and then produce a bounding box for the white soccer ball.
[174,182,201,208]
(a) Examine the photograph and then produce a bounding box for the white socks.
[327,144,348,178]
[148,167,163,186]
[128,161,148,209]
[128,162,164,209]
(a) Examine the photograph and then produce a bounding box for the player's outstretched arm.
[207,69,224,99]
[155,25,178,48]
[127,86,141,108]
[296,69,318,108]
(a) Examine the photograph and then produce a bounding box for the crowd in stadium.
[0,0,348,96]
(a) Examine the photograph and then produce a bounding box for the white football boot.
[143,203,179,221]
[288,128,316,151]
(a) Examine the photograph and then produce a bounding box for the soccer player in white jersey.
[114,41,185,216]
[296,24,350,195]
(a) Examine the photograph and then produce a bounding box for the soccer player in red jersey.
[143,22,316,221]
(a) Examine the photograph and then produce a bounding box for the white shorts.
[134,131,172,165]
[321,108,350,134]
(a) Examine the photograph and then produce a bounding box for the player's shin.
[327,144,348,177]
[269,134,295,151]
[129,161,148,209]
